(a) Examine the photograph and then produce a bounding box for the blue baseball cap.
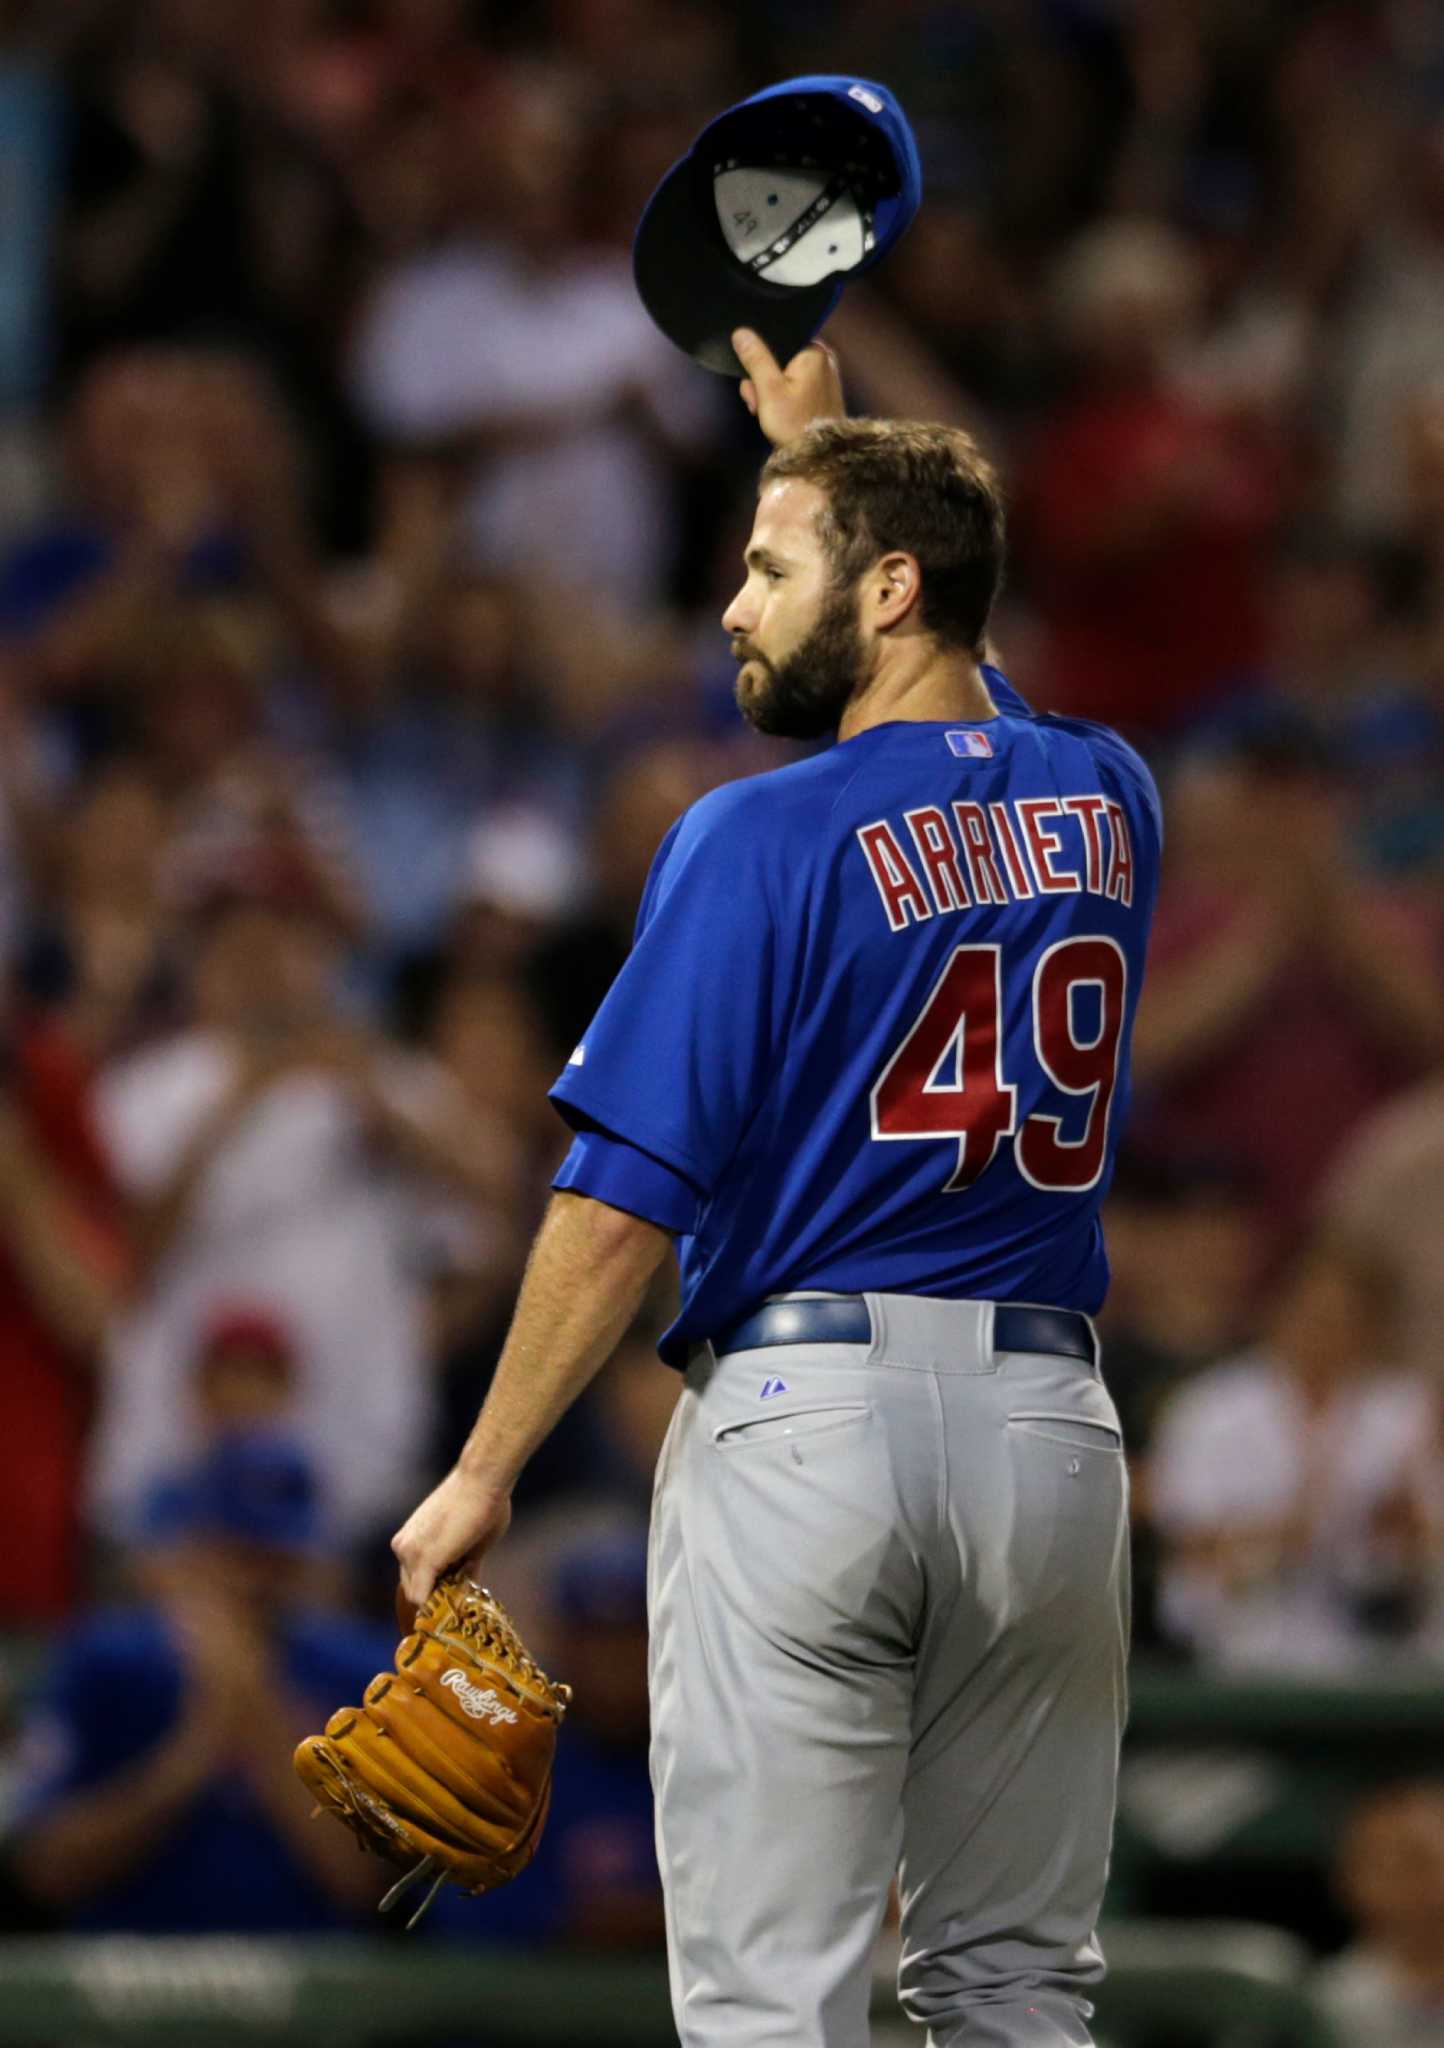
[634,75,922,377]
[138,1428,323,1554]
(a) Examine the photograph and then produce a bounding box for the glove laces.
[436,1576,572,1708]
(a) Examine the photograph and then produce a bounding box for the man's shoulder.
[979,666,1159,822]
[1036,712,1160,819]
[674,755,844,851]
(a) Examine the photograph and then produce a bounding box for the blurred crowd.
[0,0,1443,2028]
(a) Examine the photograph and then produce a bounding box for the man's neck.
[838,647,998,741]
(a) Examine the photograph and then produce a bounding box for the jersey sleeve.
[549,789,778,1195]
[552,1128,701,1235]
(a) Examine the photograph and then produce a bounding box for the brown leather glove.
[294,1572,571,1926]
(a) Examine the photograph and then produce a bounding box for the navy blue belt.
[713,1296,1095,1364]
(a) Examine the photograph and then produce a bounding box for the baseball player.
[394,332,1161,2048]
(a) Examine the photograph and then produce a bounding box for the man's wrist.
[454,1441,516,1495]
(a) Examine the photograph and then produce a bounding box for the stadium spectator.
[1187,526,1444,878]
[0,658,36,971]
[0,351,252,743]
[1100,1151,1264,1454]
[24,758,172,1061]
[183,1302,304,1441]
[1132,720,1444,1237]
[0,4,64,443]
[862,197,1049,425]
[524,741,716,1065]
[424,964,558,1194]
[87,860,499,1549]
[450,809,586,980]
[1020,218,1280,739]
[1314,1782,1444,2047]
[54,0,367,511]
[334,572,578,957]
[350,60,719,604]
[1331,105,1444,534]
[1322,1073,1444,1384]
[0,980,128,1628]
[0,350,351,771]
[1148,1237,1443,1673]
[9,1428,393,1931]
[1101,1151,1265,1652]
[133,598,365,943]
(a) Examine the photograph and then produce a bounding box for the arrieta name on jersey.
[856,790,1135,930]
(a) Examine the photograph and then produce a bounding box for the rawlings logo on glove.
[439,1667,519,1724]
[294,1572,570,1926]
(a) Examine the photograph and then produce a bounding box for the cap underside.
[634,157,844,376]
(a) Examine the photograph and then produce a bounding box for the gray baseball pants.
[647,1293,1129,2048]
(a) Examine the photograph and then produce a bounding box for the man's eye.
[764,567,784,583]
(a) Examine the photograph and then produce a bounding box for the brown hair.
[760,418,1006,657]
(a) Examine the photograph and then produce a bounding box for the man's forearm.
[391,1190,674,1603]
[457,1191,673,1492]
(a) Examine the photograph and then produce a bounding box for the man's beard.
[733,583,868,739]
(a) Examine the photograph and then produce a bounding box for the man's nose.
[722,584,752,635]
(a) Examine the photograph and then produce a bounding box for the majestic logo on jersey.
[439,1668,519,1724]
[759,1376,790,1399]
[568,1044,586,1067]
[945,729,994,759]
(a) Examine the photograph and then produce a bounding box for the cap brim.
[633,158,843,377]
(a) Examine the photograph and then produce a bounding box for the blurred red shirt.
[0,1018,125,1625]
[1023,387,1278,737]
[1138,884,1436,1238]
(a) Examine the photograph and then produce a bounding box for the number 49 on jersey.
[871,938,1127,1194]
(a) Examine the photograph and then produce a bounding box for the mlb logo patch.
[946,729,994,760]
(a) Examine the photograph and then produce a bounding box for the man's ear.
[871,551,923,631]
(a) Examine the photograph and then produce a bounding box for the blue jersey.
[12,1605,398,1933]
[550,670,1161,1365]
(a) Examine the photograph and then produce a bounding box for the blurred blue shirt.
[14,1605,395,1935]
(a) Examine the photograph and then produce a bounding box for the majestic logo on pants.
[440,1668,518,1724]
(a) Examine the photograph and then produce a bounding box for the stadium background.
[0,0,1442,2042]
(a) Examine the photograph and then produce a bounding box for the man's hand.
[733,328,845,447]
[392,1468,513,1613]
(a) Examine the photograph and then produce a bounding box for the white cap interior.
[713,165,870,286]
